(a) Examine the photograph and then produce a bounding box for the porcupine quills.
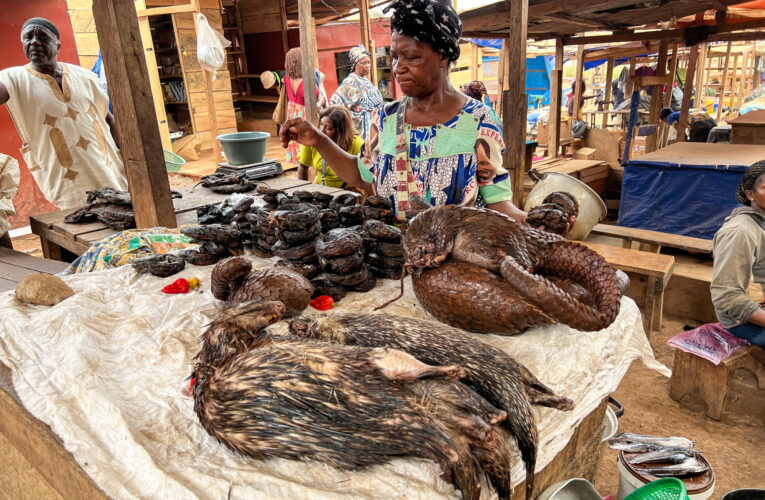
[192,301,513,500]
[290,312,576,500]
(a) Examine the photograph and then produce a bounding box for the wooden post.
[737,52,749,112]
[646,40,668,153]
[549,38,563,158]
[471,42,480,81]
[717,41,732,121]
[278,0,290,54]
[92,0,176,229]
[603,56,614,128]
[754,42,760,88]
[496,40,507,114]
[625,57,637,97]
[572,44,584,120]
[663,44,678,109]
[298,0,318,124]
[729,54,740,112]
[677,44,700,143]
[504,0,528,207]
[696,43,708,111]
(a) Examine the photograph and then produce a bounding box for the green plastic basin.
[217,131,270,165]
[164,150,186,172]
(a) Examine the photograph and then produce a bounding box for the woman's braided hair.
[736,160,765,206]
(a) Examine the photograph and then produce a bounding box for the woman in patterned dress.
[329,45,384,142]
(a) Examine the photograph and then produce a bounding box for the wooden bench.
[669,346,765,422]
[590,224,713,255]
[0,247,70,293]
[582,241,675,335]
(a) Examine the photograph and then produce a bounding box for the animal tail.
[499,241,622,331]
[210,256,252,301]
[471,427,513,500]
[517,363,575,411]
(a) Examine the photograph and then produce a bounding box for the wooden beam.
[717,41,732,121]
[603,56,614,128]
[505,0,528,208]
[696,43,708,110]
[496,40,508,114]
[549,39,563,158]
[646,39,668,153]
[729,53,740,112]
[572,44,584,120]
[278,0,290,54]
[358,0,371,50]
[663,44,678,109]
[625,57,637,98]
[708,30,765,43]
[471,42,480,81]
[135,1,197,17]
[298,0,318,124]
[92,0,176,229]
[754,41,760,88]
[677,43,700,143]
[737,51,750,112]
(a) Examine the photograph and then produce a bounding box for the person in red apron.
[280,0,533,225]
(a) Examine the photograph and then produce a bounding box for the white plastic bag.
[196,13,231,81]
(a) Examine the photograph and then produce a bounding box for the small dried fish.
[608,433,694,451]
[629,448,698,465]
[638,457,709,478]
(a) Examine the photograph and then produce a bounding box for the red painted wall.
[242,19,399,101]
[1,0,80,228]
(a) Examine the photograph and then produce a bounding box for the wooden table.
[0,248,70,293]
[583,241,675,336]
[29,177,347,262]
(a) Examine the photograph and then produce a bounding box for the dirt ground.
[6,172,765,498]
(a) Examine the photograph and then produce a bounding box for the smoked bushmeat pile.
[64,187,182,231]
[192,301,518,500]
[193,188,405,300]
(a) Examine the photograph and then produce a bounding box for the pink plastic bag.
[668,323,750,365]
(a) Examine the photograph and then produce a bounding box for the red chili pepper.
[188,377,195,392]
[162,278,190,294]
[309,295,336,311]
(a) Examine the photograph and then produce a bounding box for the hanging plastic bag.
[196,13,231,81]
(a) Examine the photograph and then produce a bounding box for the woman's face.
[320,116,337,142]
[355,56,371,77]
[746,174,765,211]
[391,33,447,97]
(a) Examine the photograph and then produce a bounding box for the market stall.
[0,249,666,499]
[618,142,765,239]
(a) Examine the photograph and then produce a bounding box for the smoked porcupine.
[192,302,512,500]
[290,312,575,500]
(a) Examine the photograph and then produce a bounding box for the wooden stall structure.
[462,1,765,166]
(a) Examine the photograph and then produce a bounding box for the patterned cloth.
[0,63,128,209]
[384,0,462,64]
[357,98,512,218]
[348,44,371,70]
[62,227,190,275]
[284,71,328,166]
[460,81,487,101]
[330,73,384,141]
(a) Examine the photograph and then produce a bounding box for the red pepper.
[309,295,336,311]
[162,278,190,294]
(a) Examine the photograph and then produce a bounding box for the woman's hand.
[279,118,321,148]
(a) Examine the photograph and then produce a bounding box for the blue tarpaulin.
[617,144,765,239]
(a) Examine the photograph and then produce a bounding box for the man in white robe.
[0,17,128,211]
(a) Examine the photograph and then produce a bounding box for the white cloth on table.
[0,63,128,210]
[0,255,668,499]
[0,153,20,237]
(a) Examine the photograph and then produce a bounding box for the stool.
[669,346,765,421]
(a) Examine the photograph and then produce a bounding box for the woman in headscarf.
[329,44,384,141]
[711,160,765,347]
[459,80,490,106]
[282,47,328,165]
[280,0,534,225]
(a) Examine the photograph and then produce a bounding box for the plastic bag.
[196,13,231,81]
[667,323,750,365]
[571,119,587,138]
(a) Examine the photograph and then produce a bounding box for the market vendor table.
[618,142,765,240]
[29,176,346,262]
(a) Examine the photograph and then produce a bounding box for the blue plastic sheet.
[618,159,748,239]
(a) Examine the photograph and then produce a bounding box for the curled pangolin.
[401,205,625,334]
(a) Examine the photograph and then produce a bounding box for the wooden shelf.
[232,73,261,79]
[159,75,183,80]
[164,101,188,105]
